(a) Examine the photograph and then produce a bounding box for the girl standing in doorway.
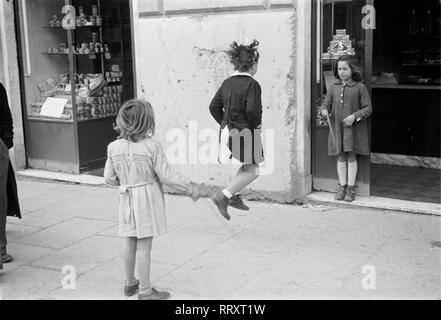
[209,39,264,220]
[320,55,373,202]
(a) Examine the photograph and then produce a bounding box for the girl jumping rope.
[320,55,373,202]
[208,39,264,220]
[104,99,201,300]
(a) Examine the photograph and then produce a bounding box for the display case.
[17,0,133,173]
[370,0,440,158]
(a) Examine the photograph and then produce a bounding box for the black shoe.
[344,185,356,202]
[209,191,231,221]
[1,254,13,264]
[124,280,139,297]
[334,184,347,201]
[229,194,249,211]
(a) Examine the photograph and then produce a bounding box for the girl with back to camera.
[104,99,201,300]
[208,39,264,220]
[320,55,373,202]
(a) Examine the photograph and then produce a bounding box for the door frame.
[311,0,374,196]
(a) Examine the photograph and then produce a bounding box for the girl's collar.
[231,71,254,78]
[335,79,357,87]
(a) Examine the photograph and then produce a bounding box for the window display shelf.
[43,25,101,30]
[402,63,441,66]
[27,116,73,123]
[42,52,108,55]
[371,84,441,90]
[78,115,116,123]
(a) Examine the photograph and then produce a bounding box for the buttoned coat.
[320,80,373,156]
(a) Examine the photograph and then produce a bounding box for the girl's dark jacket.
[0,83,21,219]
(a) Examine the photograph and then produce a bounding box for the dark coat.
[320,80,373,156]
[0,83,21,219]
[209,75,264,164]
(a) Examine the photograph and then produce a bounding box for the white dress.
[104,138,198,238]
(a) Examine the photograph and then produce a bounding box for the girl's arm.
[209,88,224,125]
[103,146,120,186]
[154,142,201,201]
[245,81,263,129]
[353,84,373,122]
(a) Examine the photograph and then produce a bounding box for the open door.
[312,0,373,196]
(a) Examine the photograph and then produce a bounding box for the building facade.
[2,0,440,204]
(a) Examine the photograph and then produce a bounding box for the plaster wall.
[0,0,26,170]
[131,0,312,201]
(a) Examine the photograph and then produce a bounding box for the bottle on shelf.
[424,10,432,35]
[409,10,418,35]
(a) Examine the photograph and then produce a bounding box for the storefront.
[2,0,439,203]
[312,0,440,204]
[13,0,135,174]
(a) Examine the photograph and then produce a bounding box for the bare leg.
[124,237,138,285]
[225,164,259,195]
[137,237,153,294]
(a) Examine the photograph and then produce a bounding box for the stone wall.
[131,0,311,202]
[0,0,26,170]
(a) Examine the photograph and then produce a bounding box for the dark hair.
[226,39,260,72]
[333,55,363,82]
[114,99,155,142]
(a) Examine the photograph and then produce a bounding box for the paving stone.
[13,218,115,249]
[5,221,41,241]
[0,266,61,300]
[45,257,179,300]
[31,235,123,275]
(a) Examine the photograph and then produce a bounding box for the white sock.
[347,160,358,186]
[222,189,233,199]
[337,161,347,185]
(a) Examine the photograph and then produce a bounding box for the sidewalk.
[0,178,440,300]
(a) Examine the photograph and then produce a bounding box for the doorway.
[311,0,373,196]
[370,0,441,204]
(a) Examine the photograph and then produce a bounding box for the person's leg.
[210,164,259,220]
[124,237,138,285]
[225,164,259,196]
[345,152,358,202]
[136,237,153,294]
[337,153,348,185]
[335,153,348,200]
[137,237,170,300]
[0,144,9,260]
[347,152,357,186]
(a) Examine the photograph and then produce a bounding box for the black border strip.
[139,4,294,18]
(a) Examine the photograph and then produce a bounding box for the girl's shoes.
[209,191,231,221]
[229,194,249,211]
[124,280,139,297]
[1,253,13,264]
[335,184,347,201]
[138,288,170,300]
[344,185,356,202]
